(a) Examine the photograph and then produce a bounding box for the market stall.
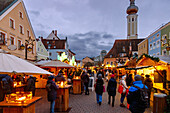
[72,76,81,94]
[0,52,52,113]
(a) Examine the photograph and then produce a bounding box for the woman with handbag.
[95,74,104,106]
[119,75,128,107]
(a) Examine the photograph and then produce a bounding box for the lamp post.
[20,37,35,60]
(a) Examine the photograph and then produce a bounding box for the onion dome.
[127,0,138,14]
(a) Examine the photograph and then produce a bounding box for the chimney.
[52,30,54,34]
[54,30,57,37]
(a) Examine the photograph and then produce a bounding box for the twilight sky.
[24,0,170,60]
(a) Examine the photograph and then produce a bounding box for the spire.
[127,0,138,15]
[130,0,135,5]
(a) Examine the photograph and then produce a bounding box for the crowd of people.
[0,68,153,113]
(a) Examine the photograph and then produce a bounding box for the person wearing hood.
[144,74,153,107]
[119,75,128,107]
[46,75,59,113]
[95,74,104,106]
[127,75,148,113]
[107,74,117,107]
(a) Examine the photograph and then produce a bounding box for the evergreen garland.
[137,53,160,63]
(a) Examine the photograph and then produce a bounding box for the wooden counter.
[0,97,42,113]
[72,79,81,94]
[55,85,71,112]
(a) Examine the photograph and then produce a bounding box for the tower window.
[129,19,130,22]
[132,18,134,21]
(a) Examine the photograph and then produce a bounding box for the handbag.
[118,84,123,94]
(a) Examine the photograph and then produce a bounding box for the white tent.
[39,60,74,68]
[0,53,52,75]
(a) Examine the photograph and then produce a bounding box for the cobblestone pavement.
[35,86,152,113]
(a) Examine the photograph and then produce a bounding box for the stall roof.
[40,60,74,68]
[125,66,152,70]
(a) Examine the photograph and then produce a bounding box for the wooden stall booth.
[55,84,71,112]
[72,76,81,94]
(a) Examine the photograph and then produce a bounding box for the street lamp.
[20,36,35,60]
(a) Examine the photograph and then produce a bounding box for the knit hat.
[48,75,54,80]
[134,75,142,81]
[111,74,115,78]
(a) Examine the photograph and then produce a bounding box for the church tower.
[127,0,138,39]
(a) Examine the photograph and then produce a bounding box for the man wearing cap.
[46,75,59,113]
[127,75,148,113]
[107,74,117,107]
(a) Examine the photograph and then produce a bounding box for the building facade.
[161,22,170,56]
[82,56,94,66]
[148,31,161,56]
[0,0,36,60]
[138,38,148,57]
[36,38,49,60]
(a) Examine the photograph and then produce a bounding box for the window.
[19,12,23,19]
[150,44,152,50]
[150,38,152,42]
[162,49,167,55]
[122,46,125,52]
[162,35,167,46]
[54,46,56,48]
[19,25,24,34]
[48,45,50,49]
[129,19,130,22]
[47,41,49,44]
[156,40,160,48]
[18,40,21,49]
[10,19,15,29]
[157,52,159,55]
[110,55,112,58]
[49,52,52,56]
[41,49,43,52]
[40,44,41,46]
[10,37,14,45]
[106,62,109,65]
[157,34,160,38]
[144,44,145,48]
[153,42,156,49]
[110,62,113,65]
[153,36,155,40]
[27,30,29,37]
[0,32,5,45]
[132,18,134,21]
[38,48,39,51]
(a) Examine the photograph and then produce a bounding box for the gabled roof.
[69,49,76,55]
[0,0,17,16]
[46,31,60,40]
[105,39,144,58]
[42,39,66,49]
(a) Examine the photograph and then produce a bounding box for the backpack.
[132,85,149,108]
[46,83,52,92]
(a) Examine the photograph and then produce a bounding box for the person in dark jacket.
[144,74,153,107]
[55,71,66,82]
[81,70,89,95]
[26,75,36,96]
[95,74,104,105]
[47,75,59,113]
[97,69,104,78]
[127,75,148,113]
[107,74,117,107]
[126,74,134,87]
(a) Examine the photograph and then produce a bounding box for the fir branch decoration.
[137,53,160,63]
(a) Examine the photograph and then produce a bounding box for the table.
[55,85,71,112]
[72,79,81,94]
[0,97,42,113]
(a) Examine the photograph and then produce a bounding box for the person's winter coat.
[26,77,35,92]
[81,72,89,83]
[107,78,117,96]
[126,75,133,86]
[127,80,148,113]
[144,78,153,92]
[47,79,59,101]
[120,76,128,93]
[95,78,104,95]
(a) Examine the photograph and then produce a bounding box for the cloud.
[59,31,116,60]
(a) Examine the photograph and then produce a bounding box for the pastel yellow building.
[138,39,148,57]
[0,0,36,60]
